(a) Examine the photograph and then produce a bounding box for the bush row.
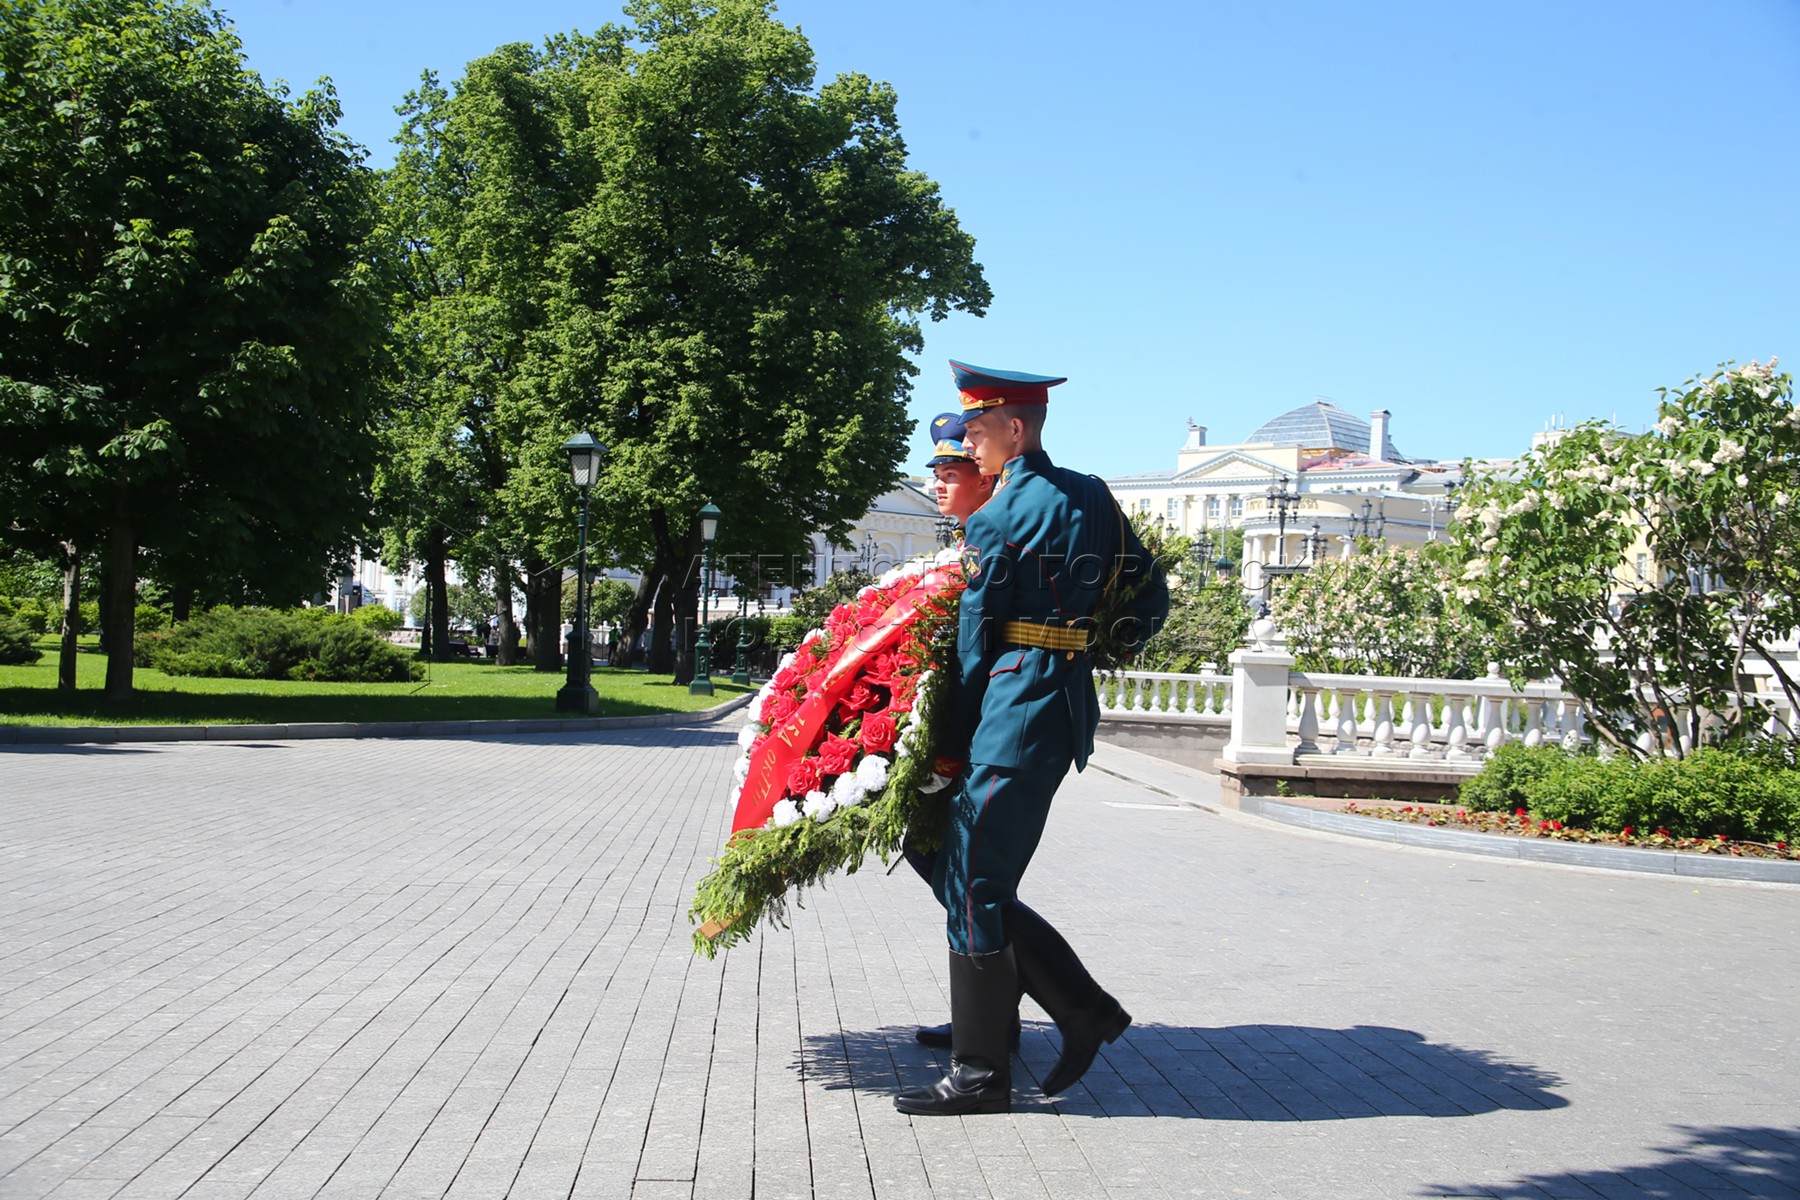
[1461,743,1800,843]
[136,607,421,683]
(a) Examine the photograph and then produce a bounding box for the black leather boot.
[895,946,1016,1116]
[913,1014,1020,1051]
[1009,907,1130,1095]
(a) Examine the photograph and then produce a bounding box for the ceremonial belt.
[1001,620,1091,652]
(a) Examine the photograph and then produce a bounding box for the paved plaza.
[1,719,1797,1200]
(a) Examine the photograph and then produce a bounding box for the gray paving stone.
[3,731,1799,1199]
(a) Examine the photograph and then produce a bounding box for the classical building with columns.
[1105,401,1480,584]
[809,479,947,583]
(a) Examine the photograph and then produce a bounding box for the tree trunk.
[170,585,192,624]
[426,542,452,663]
[623,566,661,669]
[494,550,520,666]
[102,517,136,700]
[57,541,80,691]
[526,555,563,672]
[650,569,676,677]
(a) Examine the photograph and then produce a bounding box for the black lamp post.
[1265,474,1299,565]
[690,501,721,696]
[555,431,606,714]
[1213,552,1236,585]
[935,515,955,547]
[1191,530,1215,583]
[731,584,751,685]
[1355,497,1388,542]
[861,533,877,574]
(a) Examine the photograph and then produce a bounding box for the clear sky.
[225,0,1800,478]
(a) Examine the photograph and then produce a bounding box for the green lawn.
[0,639,755,727]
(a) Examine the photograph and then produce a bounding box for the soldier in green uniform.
[896,362,1170,1117]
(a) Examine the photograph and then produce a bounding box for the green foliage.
[0,549,60,603]
[767,615,811,651]
[0,613,43,664]
[349,604,404,636]
[133,604,170,636]
[789,570,877,629]
[1459,743,1568,812]
[1130,518,1249,672]
[408,583,491,632]
[0,597,51,635]
[1452,360,1800,756]
[145,608,422,683]
[1272,540,1496,678]
[1462,743,1800,842]
[0,0,389,693]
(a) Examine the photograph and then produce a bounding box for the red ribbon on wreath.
[730,564,961,833]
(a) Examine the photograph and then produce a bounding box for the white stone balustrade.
[1095,669,1233,721]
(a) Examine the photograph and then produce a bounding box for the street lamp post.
[935,516,955,548]
[690,501,721,696]
[1265,475,1299,565]
[861,533,877,575]
[731,585,751,685]
[555,431,606,715]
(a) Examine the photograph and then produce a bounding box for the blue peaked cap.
[926,411,975,467]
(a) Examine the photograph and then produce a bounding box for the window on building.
[1166,497,1180,521]
[1138,498,1151,515]
[1229,495,1245,517]
[1635,553,1648,582]
[1206,496,1221,519]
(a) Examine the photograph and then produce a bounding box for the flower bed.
[1339,801,1798,861]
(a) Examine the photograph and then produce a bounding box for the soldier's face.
[933,461,993,522]
[962,409,1024,474]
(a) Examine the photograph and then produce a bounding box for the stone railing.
[1286,667,1580,762]
[1096,669,1233,722]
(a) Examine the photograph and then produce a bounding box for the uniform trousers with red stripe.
[930,756,1072,955]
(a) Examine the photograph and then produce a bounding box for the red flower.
[765,691,800,728]
[1717,833,1728,841]
[1621,826,1634,837]
[786,756,824,797]
[860,710,899,753]
[818,734,858,777]
[856,595,887,625]
[772,664,802,690]
[1515,807,1528,817]
[864,652,901,686]
[842,680,885,714]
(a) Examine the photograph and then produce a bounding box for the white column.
[1222,626,1297,767]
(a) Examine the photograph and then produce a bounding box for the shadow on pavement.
[804,1022,1566,1120]
[1420,1124,1800,1198]
[0,743,158,755]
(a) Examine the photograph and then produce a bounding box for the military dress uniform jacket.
[941,451,1169,773]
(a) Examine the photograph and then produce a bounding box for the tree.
[539,0,989,680]
[0,0,387,697]
[1451,359,1800,756]
[1128,517,1251,673]
[1270,540,1496,678]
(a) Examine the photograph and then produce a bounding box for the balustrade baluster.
[1407,690,1434,759]
[1335,687,1359,754]
[1296,688,1321,754]
[1370,691,1397,757]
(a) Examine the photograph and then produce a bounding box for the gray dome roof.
[1248,400,1392,456]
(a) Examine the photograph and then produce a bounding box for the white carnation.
[855,754,890,791]
[803,790,837,821]
[736,723,759,749]
[770,799,802,827]
[829,772,866,808]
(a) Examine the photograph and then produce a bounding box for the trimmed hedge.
[141,607,422,683]
[1459,743,1800,843]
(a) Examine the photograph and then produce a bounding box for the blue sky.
[227,0,1800,477]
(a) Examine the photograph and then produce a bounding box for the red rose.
[864,652,900,686]
[857,596,886,624]
[772,664,802,690]
[765,692,800,727]
[818,734,858,776]
[842,681,884,714]
[859,711,898,753]
[786,756,824,797]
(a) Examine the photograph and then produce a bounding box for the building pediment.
[1172,451,1293,483]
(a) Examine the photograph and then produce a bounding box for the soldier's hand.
[919,756,965,794]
